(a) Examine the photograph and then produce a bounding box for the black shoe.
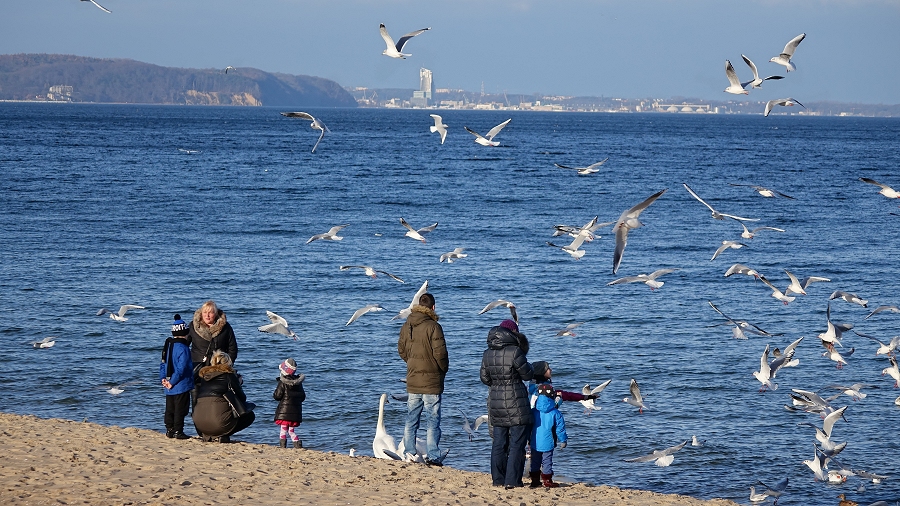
[219,435,230,443]
[165,429,175,439]
[424,458,443,467]
[173,431,190,440]
[505,485,515,490]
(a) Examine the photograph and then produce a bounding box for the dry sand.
[0,413,738,506]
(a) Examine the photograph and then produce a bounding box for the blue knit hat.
[171,314,189,337]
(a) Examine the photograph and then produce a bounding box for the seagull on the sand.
[458,409,489,441]
[546,233,589,260]
[711,240,749,261]
[479,299,518,324]
[764,98,806,117]
[97,305,144,322]
[32,336,57,349]
[580,380,611,414]
[550,322,585,337]
[464,119,511,147]
[724,60,750,95]
[624,441,687,467]
[392,280,429,321]
[554,158,609,175]
[258,311,299,340]
[339,265,405,283]
[280,112,330,153]
[379,23,430,59]
[306,224,350,244]
[741,54,785,88]
[740,223,786,239]
[612,189,667,274]
[829,291,868,308]
[439,247,467,263]
[729,183,795,199]
[623,378,647,413]
[724,263,762,279]
[81,0,111,13]
[760,277,796,305]
[429,114,448,144]
[784,270,831,296]
[865,305,900,319]
[607,268,679,290]
[882,356,900,387]
[346,304,384,326]
[683,183,759,222]
[859,177,900,199]
[399,217,437,243]
[770,33,806,72]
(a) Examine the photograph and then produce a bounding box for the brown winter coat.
[398,305,449,395]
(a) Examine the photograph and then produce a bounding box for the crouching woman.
[193,350,255,442]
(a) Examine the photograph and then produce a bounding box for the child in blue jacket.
[160,314,194,440]
[530,382,567,488]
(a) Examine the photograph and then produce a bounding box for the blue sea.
[1,103,898,505]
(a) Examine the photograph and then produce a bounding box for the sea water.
[1,103,899,505]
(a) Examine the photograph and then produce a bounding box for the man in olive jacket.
[398,292,449,465]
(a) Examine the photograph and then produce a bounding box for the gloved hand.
[558,441,567,449]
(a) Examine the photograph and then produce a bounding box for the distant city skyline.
[2,1,898,104]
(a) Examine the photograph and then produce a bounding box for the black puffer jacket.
[480,326,534,427]
[273,374,306,423]
[187,308,239,365]
[192,364,249,437]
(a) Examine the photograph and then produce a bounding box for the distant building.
[411,68,434,107]
[47,85,73,102]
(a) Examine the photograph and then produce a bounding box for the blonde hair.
[210,350,233,368]
[200,300,220,315]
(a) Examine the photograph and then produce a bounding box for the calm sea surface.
[1,103,899,504]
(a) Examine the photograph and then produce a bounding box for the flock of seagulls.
[723,33,808,116]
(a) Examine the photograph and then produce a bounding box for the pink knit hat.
[279,358,297,376]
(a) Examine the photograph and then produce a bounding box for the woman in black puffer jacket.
[480,319,534,488]
[192,351,255,442]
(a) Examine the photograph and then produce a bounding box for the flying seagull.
[280,111,330,153]
[728,183,795,199]
[258,311,299,340]
[81,0,111,13]
[624,441,687,467]
[724,60,749,95]
[683,182,759,222]
[607,268,679,290]
[339,265,405,283]
[711,240,749,261]
[399,217,437,243]
[612,189,667,274]
[306,224,350,244]
[546,233,589,260]
[97,305,144,322]
[479,299,518,324]
[392,280,429,321]
[741,54,784,88]
[623,378,647,413]
[464,119,511,147]
[554,158,609,175]
[429,114,448,144]
[770,33,806,72]
[380,23,431,59]
[764,98,806,117]
[859,177,900,199]
[740,223,786,239]
[224,66,235,74]
[346,304,384,326]
[439,247,467,263]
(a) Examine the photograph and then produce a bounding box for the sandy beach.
[0,413,738,506]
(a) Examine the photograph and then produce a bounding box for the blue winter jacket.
[159,338,194,396]
[530,394,567,452]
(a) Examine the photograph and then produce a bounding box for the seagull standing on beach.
[380,24,431,59]
[770,33,806,72]
[724,60,749,95]
[429,114,448,144]
[280,112,330,153]
[81,0,111,13]
[464,119,512,147]
[399,217,437,243]
[612,189,667,274]
[554,158,609,175]
[258,311,299,340]
[741,54,785,88]
[859,177,900,199]
[764,98,806,117]
[97,305,144,322]
[306,224,350,244]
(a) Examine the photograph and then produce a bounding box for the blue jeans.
[530,449,554,474]
[491,424,531,487]
[403,393,442,461]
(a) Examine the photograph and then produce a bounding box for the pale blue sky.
[2,0,898,103]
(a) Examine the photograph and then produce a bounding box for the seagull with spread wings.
[769,33,806,72]
[280,111,330,153]
[258,311,299,340]
[612,189,667,274]
[380,23,431,59]
[554,157,609,175]
[683,182,759,222]
[464,119,511,147]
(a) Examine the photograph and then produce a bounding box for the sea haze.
[1,103,898,505]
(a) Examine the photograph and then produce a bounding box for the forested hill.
[0,54,357,107]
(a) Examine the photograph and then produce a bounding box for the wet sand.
[0,413,738,505]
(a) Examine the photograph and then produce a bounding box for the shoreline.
[0,412,738,505]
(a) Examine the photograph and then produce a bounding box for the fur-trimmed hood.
[192,307,228,342]
[409,304,439,323]
[278,373,306,386]
[198,363,235,381]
